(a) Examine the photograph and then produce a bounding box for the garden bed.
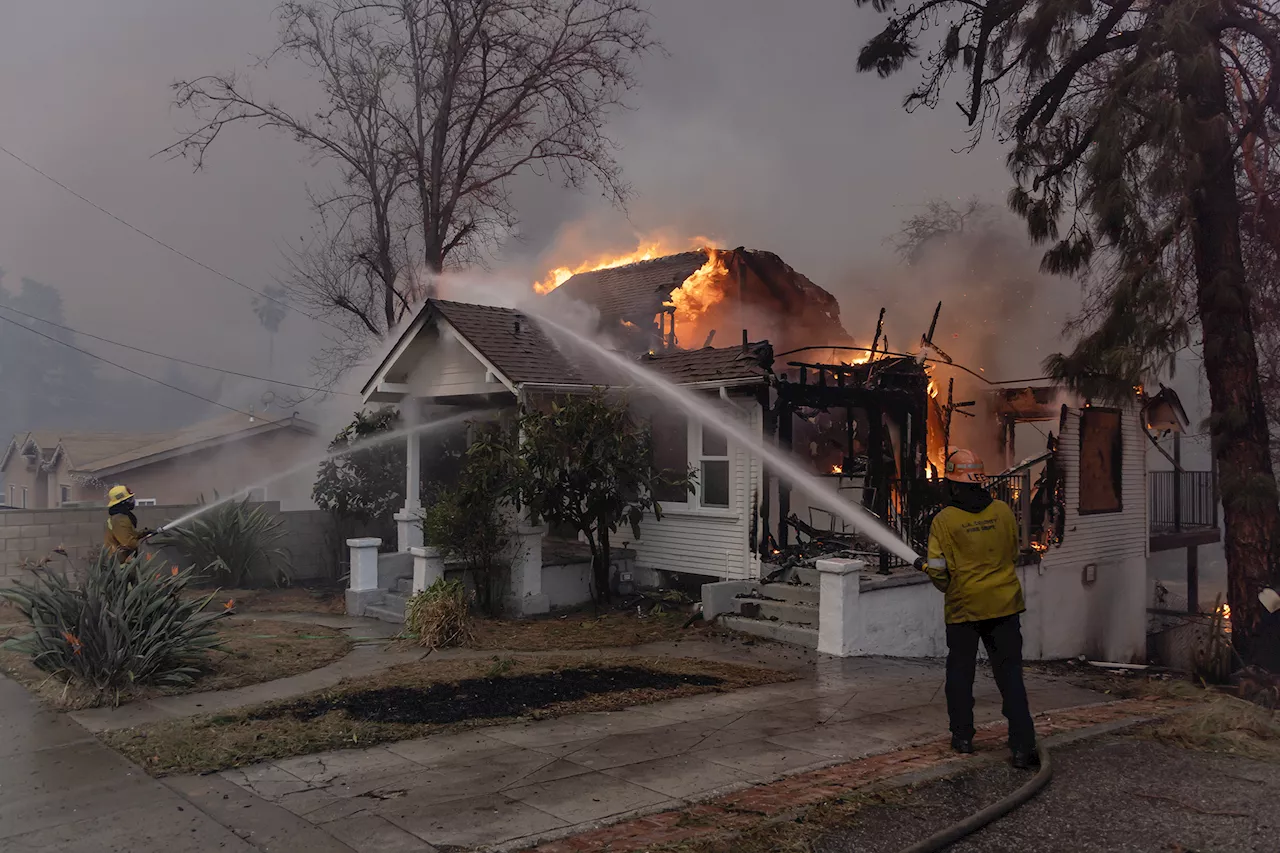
[187,586,347,615]
[101,655,793,776]
[0,618,351,709]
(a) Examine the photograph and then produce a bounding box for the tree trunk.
[1178,18,1280,669]
[595,518,612,605]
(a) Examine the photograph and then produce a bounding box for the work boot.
[1011,747,1041,770]
[950,735,974,754]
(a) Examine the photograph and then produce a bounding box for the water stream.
[156,409,480,532]
[530,314,922,563]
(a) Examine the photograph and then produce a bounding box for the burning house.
[354,245,1156,663]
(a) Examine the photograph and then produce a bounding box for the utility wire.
[0,303,355,397]
[0,313,256,418]
[0,142,346,334]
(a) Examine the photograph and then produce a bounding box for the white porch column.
[505,520,550,617]
[410,545,445,593]
[816,558,865,657]
[394,426,424,552]
[345,537,384,616]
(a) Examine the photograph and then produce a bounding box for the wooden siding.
[1041,403,1148,568]
[407,332,504,398]
[632,401,763,580]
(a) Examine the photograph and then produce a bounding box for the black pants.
[945,613,1036,752]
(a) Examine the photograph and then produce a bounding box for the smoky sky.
[0,0,1210,463]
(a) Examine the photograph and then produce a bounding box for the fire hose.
[895,743,1052,853]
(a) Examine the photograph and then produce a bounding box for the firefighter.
[104,485,154,562]
[914,449,1039,769]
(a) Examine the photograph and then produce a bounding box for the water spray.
[527,313,922,563]
[154,409,483,533]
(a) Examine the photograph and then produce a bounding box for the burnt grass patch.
[101,654,794,776]
[252,665,723,725]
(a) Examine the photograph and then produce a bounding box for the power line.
[0,142,346,334]
[0,303,355,397]
[0,312,256,418]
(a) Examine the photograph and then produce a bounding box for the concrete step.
[757,582,819,607]
[792,567,819,587]
[750,598,818,627]
[395,576,414,595]
[363,604,405,624]
[720,615,818,649]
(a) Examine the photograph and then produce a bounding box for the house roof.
[431,300,614,386]
[640,343,773,385]
[83,411,317,475]
[546,251,709,321]
[2,413,316,478]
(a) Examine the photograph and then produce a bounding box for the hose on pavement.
[896,744,1052,853]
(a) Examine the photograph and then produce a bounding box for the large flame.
[533,236,712,295]
[668,249,731,347]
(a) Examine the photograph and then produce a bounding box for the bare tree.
[164,0,654,363]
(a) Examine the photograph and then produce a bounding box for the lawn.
[188,586,347,615]
[101,654,794,776]
[467,609,691,650]
[0,617,352,709]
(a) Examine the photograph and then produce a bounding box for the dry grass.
[469,609,688,651]
[187,586,347,615]
[101,654,793,777]
[0,618,351,710]
[1146,693,1280,762]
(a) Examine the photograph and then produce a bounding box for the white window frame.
[21,486,28,508]
[694,422,732,511]
[134,498,158,507]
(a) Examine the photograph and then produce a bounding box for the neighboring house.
[354,251,1169,661]
[0,412,321,510]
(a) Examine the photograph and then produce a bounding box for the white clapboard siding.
[633,403,762,580]
[1041,404,1148,569]
[408,334,498,397]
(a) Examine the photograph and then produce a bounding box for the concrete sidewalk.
[0,652,1106,853]
[191,657,1103,852]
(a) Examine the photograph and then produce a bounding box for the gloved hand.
[913,556,926,572]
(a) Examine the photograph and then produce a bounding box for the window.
[7,485,13,507]
[59,485,71,505]
[651,410,690,503]
[1079,408,1123,514]
[20,487,28,509]
[134,498,157,507]
[698,425,730,508]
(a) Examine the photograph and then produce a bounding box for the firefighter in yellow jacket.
[916,449,1039,769]
[104,485,153,561]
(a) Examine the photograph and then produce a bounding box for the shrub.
[153,496,291,588]
[0,549,229,702]
[404,578,474,649]
[421,427,513,615]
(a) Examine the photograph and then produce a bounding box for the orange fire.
[533,236,713,295]
[668,250,731,346]
[830,464,843,474]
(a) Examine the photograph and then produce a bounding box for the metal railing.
[985,471,1033,550]
[1149,470,1216,533]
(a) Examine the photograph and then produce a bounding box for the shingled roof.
[546,251,709,321]
[640,343,773,385]
[431,300,615,386]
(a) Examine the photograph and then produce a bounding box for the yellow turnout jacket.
[104,513,143,559]
[924,495,1025,625]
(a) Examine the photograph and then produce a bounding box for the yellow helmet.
[107,485,135,507]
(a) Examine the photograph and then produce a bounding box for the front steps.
[710,567,820,649]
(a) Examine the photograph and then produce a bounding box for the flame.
[669,250,731,346]
[1218,602,1232,633]
[830,464,843,474]
[533,236,712,295]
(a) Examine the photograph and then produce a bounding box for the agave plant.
[0,549,229,700]
[152,495,292,588]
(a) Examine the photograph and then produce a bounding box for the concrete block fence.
[0,502,334,588]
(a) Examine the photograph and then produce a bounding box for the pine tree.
[857,0,1280,666]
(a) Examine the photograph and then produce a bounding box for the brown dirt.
[469,610,688,651]
[101,655,794,777]
[0,618,351,709]
[188,586,347,615]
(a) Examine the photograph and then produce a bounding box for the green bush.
[404,578,474,649]
[152,496,291,588]
[0,549,229,701]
